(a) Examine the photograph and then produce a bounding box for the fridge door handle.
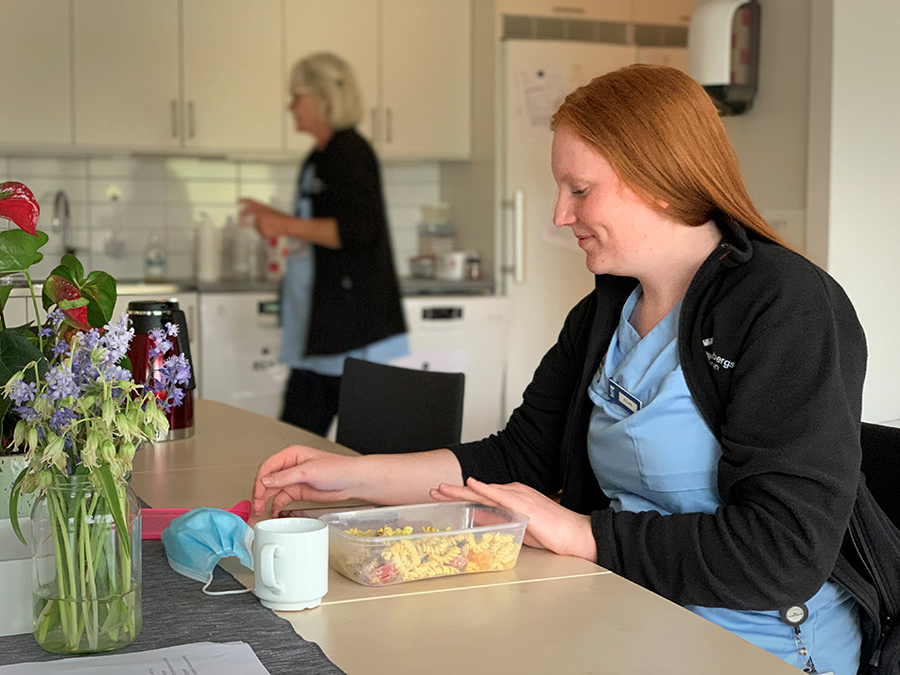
[512,189,525,284]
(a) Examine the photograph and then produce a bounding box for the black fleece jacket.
[450,216,868,611]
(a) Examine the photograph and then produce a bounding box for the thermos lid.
[127,300,180,315]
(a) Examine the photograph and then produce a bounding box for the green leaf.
[0,328,45,387]
[82,271,117,326]
[0,285,12,312]
[96,463,130,558]
[59,253,84,281]
[0,230,49,277]
[9,467,27,546]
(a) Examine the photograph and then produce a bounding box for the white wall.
[717,0,811,251]
[810,0,900,423]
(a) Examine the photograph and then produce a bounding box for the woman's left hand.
[239,198,283,239]
[430,478,597,562]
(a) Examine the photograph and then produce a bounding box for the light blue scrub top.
[587,285,861,674]
[280,163,409,377]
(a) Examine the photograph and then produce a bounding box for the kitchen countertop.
[6,276,495,296]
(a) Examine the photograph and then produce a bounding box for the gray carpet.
[0,540,345,674]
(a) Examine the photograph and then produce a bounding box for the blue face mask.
[161,508,255,596]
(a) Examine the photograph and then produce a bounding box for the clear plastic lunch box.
[318,502,529,587]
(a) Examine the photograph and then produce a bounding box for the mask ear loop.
[201,571,253,596]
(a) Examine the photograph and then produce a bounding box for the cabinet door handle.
[188,101,195,139]
[513,189,525,285]
[371,107,380,145]
[171,101,178,137]
[386,108,392,143]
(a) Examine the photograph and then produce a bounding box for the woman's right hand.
[252,445,363,516]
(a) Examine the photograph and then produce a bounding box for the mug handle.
[260,543,284,595]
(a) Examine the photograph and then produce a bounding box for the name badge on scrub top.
[608,378,642,414]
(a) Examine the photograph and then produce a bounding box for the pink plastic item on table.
[141,500,252,540]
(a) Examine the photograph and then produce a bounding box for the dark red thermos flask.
[126,300,195,440]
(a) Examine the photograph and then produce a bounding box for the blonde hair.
[290,52,363,130]
[551,64,784,245]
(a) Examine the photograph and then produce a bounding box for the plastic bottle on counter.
[196,212,222,283]
[220,216,238,280]
[235,214,260,281]
[144,233,167,283]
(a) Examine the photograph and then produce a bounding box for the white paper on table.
[0,641,270,675]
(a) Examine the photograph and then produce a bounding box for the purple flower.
[101,315,134,363]
[39,326,52,338]
[47,308,64,326]
[162,354,192,386]
[9,380,37,405]
[165,322,179,337]
[51,340,69,357]
[44,364,81,401]
[13,405,41,423]
[50,406,78,432]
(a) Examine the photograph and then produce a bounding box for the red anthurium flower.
[0,181,40,235]
[45,274,90,329]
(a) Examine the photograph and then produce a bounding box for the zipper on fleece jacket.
[850,511,897,667]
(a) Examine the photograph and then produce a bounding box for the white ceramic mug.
[253,518,328,611]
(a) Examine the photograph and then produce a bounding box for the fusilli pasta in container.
[318,503,529,586]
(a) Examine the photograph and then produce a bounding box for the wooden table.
[131,399,800,674]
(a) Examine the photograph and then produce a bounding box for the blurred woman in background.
[239,52,406,436]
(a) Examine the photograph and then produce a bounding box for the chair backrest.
[860,422,900,528]
[335,357,465,455]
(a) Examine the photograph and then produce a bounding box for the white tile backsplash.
[236,181,295,208]
[89,179,167,204]
[164,158,238,181]
[91,203,166,231]
[167,180,237,205]
[26,178,89,204]
[9,157,88,178]
[239,162,297,183]
[2,153,440,281]
[88,156,167,179]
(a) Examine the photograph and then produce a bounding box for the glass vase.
[29,474,142,654]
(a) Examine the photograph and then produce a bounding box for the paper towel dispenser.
[688,0,761,115]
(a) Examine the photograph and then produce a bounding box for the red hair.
[551,64,784,245]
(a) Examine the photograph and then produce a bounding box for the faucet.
[51,190,76,256]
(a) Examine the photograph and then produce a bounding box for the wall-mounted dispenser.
[688,0,761,115]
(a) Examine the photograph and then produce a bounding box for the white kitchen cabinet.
[284,0,471,160]
[2,295,30,328]
[634,0,693,25]
[380,0,471,159]
[284,0,380,156]
[0,0,72,147]
[498,0,632,22]
[182,0,283,152]
[72,0,181,150]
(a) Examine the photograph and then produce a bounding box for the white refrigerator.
[500,40,639,417]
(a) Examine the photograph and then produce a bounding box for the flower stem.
[23,270,44,353]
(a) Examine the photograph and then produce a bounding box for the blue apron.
[280,163,408,376]
[586,285,860,673]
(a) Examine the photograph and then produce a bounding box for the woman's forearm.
[353,449,464,505]
[276,212,341,249]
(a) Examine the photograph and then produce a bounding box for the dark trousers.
[280,368,342,437]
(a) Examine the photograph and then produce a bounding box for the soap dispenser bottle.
[144,233,167,282]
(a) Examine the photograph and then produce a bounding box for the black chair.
[860,422,900,527]
[335,357,465,455]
